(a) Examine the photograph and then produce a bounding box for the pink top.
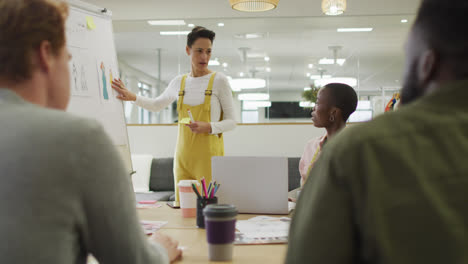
[299,134,328,185]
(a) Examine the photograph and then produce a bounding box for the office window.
[138,81,152,124]
[242,111,259,123]
[348,100,373,122]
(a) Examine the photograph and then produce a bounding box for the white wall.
[127,124,326,158]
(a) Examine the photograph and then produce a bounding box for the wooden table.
[137,202,288,264]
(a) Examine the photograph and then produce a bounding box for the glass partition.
[113,15,413,124]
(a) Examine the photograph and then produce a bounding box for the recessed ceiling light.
[304,87,312,91]
[337,28,373,32]
[234,33,264,39]
[188,23,195,28]
[231,79,266,90]
[306,73,311,77]
[266,67,271,72]
[160,31,190,36]
[264,56,270,62]
[222,62,228,68]
[148,20,186,26]
[239,72,244,77]
[238,93,270,101]
[218,23,225,27]
[308,64,314,69]
[401,19,408,23]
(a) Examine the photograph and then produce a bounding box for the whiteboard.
[65,0,133,174]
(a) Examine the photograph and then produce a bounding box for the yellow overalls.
[174,72,224,202]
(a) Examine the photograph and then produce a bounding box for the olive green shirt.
[286,80,468,264]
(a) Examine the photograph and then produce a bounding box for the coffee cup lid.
[178,180,199,187]
[203,204,237,218]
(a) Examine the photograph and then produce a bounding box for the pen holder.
[196,196,218,228]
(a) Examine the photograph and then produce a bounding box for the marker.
[187,109,195,123]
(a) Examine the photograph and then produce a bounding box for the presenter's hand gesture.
[112,78,137,101]
[151,232,183,262]
[185,121,212,134]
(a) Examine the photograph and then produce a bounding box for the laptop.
[211,156,289,214]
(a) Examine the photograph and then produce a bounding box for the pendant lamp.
[322,0,346,16]
[229,0,279,12]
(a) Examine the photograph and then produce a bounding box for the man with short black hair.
[0,0,181,263]
[286,0,468,263]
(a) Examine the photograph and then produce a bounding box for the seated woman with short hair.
[299,83,358,185]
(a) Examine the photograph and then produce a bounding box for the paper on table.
[235,216,291,245]
[136,203,162,209]
[141,220,168,235]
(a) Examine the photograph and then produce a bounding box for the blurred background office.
[82,0,420,157]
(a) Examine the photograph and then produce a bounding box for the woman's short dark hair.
[187,26,215,47]
[323,83,358,122]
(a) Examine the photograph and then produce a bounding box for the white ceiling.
[82,0,422,94]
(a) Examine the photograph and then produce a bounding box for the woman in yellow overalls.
[112,26,237,202]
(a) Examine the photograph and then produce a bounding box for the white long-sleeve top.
[135,72,236,134]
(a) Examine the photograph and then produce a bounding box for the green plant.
[301,84,320,104]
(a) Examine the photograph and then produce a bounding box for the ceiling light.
[322,0,346,16]
[401,19,408,23]
[160,31,190,36]
[306,73,311,77]
[300,101,316,107]
[310,75,332,80]
[314,77,357,87]
[337,28,373,32]
[147,20,186,26]
[319,58,346,65]
[238,93,270,101]
[304,87,312,91]
[218,23,225,27]
[208,59,220,66]
[222,62,228,67]
[234,33,264,39]
[264,56,270,62]
[266,67,271,72]
[188,23,195,28]
[230,78,266,90]
[308,64,314,69]
[229,0,279,12]
[239,72,244,77]
[243,101,272,110]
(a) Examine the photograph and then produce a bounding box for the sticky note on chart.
[86,16,96,30]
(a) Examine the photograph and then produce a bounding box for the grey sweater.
[0,89,169,264]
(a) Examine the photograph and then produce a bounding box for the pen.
[187,109,195,123]
[192,183,202,199]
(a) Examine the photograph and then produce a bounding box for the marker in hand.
[187,109,195,123]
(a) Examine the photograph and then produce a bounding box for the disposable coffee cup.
[196,196,218,228]
[203,204,237,261]
[178,180,199,218]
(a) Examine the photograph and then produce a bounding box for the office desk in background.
[137,202,288,264]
